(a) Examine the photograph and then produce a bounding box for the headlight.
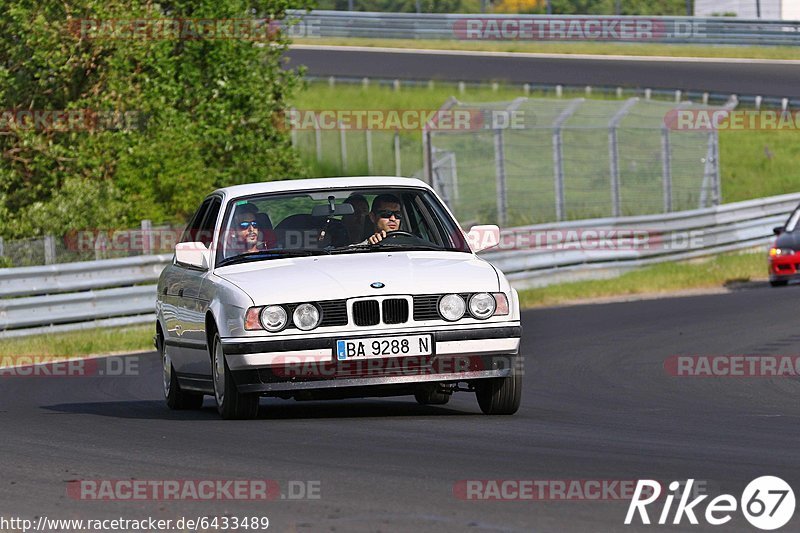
[469,293,496,319]
[439,294,466,321]
[770,247,795,257]
[293,303,321,331]
[260,305,288,332]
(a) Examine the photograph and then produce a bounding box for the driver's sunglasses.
[376,209,402,220]
[237,221,259,229]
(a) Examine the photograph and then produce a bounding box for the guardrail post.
[365,129,373,174]
[0,237,4,259]
[395,130,402,176]
[552,99,584,222]
[661,126,673,213]
[44,235,56,265]
[712,131,722,206]
[608,98,639,218]
[493,127,507,227]
[141,219,153,255]
[339,122,347,173]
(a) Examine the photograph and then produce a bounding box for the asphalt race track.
[3,285,800,532]
[286,46,800,99]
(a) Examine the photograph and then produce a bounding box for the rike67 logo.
[625,477,795,530]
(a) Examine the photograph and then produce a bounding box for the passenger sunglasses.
[237,221,259,229]
[376,210,402,220]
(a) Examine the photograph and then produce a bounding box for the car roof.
[213,176,433,201]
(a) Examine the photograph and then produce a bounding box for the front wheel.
[159,330,203,410]
[475,363,522,415]
[211,332,259,420]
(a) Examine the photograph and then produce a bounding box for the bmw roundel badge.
[370,282,385,289]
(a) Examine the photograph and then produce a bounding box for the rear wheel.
[211,332,259,420]
[159,329,203,410]
[475,363,522,415]
[414,384,450,405]
[770,279,788,287]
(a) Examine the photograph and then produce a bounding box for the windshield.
[215,187,470,266]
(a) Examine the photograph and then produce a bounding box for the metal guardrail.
[293,11,800,46]
[1,192,797,337]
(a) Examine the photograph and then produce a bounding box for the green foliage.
[0,0,312,239]
[313,0,689,14]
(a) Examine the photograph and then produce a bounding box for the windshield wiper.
[330,243,450,254]
[217,249,325,267]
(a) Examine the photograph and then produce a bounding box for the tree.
[0,0,312,238]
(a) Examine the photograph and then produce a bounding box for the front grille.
[413,295,441,321]
[353,300,380,326]
[382,298,409,324]
[319,300,348,327]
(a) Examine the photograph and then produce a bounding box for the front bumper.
[769,256,800,282]
[222,324,521,393]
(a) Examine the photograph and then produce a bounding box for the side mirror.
[774,226,784,236]
[466,225,500,252]
[175,242,210,269]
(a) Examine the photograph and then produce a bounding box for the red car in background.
[769,205,800,286]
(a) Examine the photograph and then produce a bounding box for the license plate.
[336,334,433,361]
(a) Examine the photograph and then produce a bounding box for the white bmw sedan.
[155,177,522,419]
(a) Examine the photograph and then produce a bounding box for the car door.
[174,196,222,376]
[161,198,211,360]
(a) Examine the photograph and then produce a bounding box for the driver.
[363,194,403,245]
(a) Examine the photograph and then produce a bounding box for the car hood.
[214,251,500,304]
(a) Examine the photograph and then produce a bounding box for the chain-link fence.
[425,96,733,226]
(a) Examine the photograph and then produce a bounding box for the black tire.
[475,363,522,415]
[211,332,259,420]
[158,329,204,410]
[414,384,450,405]
[770,279,788,287]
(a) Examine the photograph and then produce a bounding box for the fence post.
[661,126,673,213]
[608,98,639,218]
[141,219,153,255]
[339,122,348,173]
[44,235,56,265]
[315,121,322,162]
[552,99,584,222]
[0,237,4,259]
[712,130,722,206]
[365,129,373,174]
[493,127,507,227]
[394,130,402,176]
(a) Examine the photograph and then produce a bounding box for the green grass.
[294,38,800,61]
[517,251,766,308]
[0,325,154,364]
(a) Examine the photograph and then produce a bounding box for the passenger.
[342,193,369,244]
[231,203,275,254]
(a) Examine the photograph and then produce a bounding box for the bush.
[0,0,312,239]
